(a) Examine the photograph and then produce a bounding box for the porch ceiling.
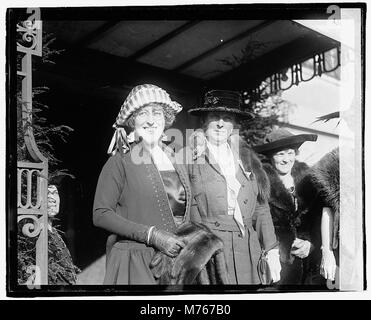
[44,19,340,90]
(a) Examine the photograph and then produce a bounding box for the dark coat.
[93,142,192,285]
[263,160,322,284]
[309,148,339,250]
[188,138,277,285]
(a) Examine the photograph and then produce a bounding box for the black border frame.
[6,2,367,297]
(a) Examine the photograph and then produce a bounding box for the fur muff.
[309,148,340,249]
[149,221,229,285]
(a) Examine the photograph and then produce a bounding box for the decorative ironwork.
[16,8,42,56]
[18,215,43,238]
[17,8,48,286]
[252,46,341,97]
[17,162,48,214]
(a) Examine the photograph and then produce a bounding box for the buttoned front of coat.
[190,153,258,223]
[188,144,277,284]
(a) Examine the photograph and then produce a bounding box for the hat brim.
[253,134,318,155]
[118,101,182,126]
[188,107,254,120]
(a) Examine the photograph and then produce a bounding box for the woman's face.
[204,112,236,146]
[134,103,165,146]
[272,148,296,175]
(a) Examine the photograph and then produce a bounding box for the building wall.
[280,67,340,165]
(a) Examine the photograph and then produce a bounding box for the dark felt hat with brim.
[188,90,254,120]
[253,128,318,155]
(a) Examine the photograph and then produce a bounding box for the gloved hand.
[320,248,337,281]
[266,248,281,283]
[149,227,185,258]
[291,238,313,259]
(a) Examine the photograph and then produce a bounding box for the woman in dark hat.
[254,128,321,285]
[187,90,281,285]
[93,84,192,284]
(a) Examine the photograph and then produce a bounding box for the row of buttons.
[146,164,175,233]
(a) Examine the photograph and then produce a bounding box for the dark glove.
[149,227,185,258]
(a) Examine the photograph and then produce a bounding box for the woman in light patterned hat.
[93,84,192,284]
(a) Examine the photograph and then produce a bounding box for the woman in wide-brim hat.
[253,128,322,285]
[187,89,282,285]
[93,84,193,285]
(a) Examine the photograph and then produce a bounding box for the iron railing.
[17,8,48,285]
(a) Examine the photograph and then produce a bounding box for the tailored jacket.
[188,137,277,284]
[93,141,192,284]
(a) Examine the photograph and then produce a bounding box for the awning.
[43,19,340,92]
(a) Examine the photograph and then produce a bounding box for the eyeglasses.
[136,108,164,121]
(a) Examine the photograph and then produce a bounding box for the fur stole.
[263,160,310,214]
[262,161,316,234]
[150,222,229,285]
[309,148,340,249]
[310,148,340,214]
[231,137,270,204]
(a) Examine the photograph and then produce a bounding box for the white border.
[1,0,369,300]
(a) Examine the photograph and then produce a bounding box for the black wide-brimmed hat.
[188,90,254,120]
[253,128,318,155]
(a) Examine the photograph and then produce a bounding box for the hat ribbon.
[107,124,133,155]
[107,125,170,156]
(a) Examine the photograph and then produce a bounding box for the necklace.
[287,186,298,211]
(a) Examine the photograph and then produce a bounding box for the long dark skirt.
[104,241,157,285]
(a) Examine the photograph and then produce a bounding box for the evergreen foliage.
[17,32,79,285]
[219,39,294,147]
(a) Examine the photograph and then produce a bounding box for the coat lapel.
[203,147,225,179]
[229,140,252,181]
[173,162,192,223]
[162,142,192,223]
[197,142,252,181]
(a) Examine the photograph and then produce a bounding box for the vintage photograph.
[6,3,365,296]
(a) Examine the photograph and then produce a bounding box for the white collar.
[207,141,233,159]
[207,141,236,175]
[150,145,174,171]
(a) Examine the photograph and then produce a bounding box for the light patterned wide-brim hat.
[115,84,182,126]
[107,84,182,155]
